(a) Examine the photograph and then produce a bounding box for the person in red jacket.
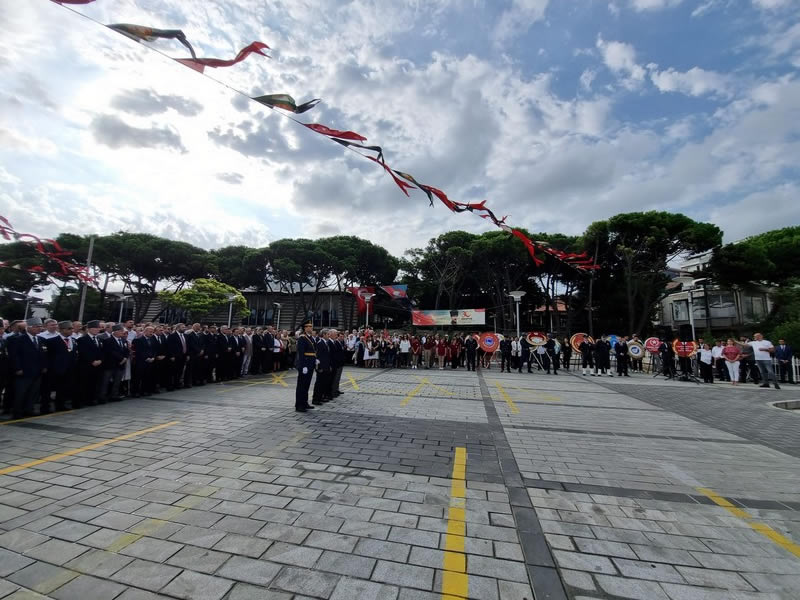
[436,336,448,370]
[450,337,461,369]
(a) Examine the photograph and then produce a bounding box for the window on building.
[707,292,736,318]
[671,300,689,321]
[743,294,767,321]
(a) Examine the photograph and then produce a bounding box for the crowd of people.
[573,332,793,387]
[346,331,571,373]
[2,315,793,419]
[0,317,302,420]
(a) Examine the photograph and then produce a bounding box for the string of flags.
[43,0,601,274]
[0,216,95,285]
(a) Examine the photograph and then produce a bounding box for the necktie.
[180,333,186,353]
[64,337,71,351]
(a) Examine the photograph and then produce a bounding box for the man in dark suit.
[0,320,11,415]
[153,325,169,392]
[251,328,264,376]
[101,324,129,402]
[776,339,794,384]
[203,326,218,383]
[465,334,478,372]
[499,337,512,373]
[331,331,347,397]
[132,326,158,397]
[262,326,275,373]
[216,326,236,381]
[186,323,205,386]
[167,323,190,390]
[233,328,245,378]
[312,329,332,405]
[43,321,78,412]
[9,318,47,418]
[76,320,104,406]
[615,335,630,377]
[326,329,341,399]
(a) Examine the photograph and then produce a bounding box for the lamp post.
[363,293,375,329]
[227,294,238,328]
[77,235,95,322]
[509,291,526,338]
[273,303,282,329]
[118,295,131,322]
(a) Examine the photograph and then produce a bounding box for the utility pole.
[77,235,95,322]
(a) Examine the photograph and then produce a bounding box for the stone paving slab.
[1,367,799,599]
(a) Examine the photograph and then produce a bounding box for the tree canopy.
[159,278,247,322]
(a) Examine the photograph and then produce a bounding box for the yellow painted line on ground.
[400,378,429,406]
[219,372,291,392]
[493,381,519,414]
[0,409,75,425]
[697,487,800,559]
[442,446,468,600]
[345,374,360,391]
[0,421,179,476]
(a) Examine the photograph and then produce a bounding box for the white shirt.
[399,340,410,352]
[511,340,521,355]
[273,338,282,353]
[711,345,724,359]
[38,330,59,339]
[699,349,713,364]
[749,340,773,361]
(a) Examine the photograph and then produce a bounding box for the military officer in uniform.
[313,329,332,405]
[295,319,316,412]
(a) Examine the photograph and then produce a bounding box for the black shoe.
[304,404,315,409]
[295,407,307,412]
[759,384,770,388]
[775,383,781,389]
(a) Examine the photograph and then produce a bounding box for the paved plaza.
[1,366,799,600]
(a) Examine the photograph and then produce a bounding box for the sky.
[1,0,799,260]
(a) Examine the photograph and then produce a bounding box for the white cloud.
[0,0,798,262]
[628,0,683,10]
[596,36,646,87]
[649,66,733,98]
[492,0,550,45]
[752,0,791,9]
[579,68,597,91]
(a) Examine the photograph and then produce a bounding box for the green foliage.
[584,211,722,335]
[159,278,247,321]
[50,286,103,322]
[709,226,800,287]
[0,241,51,293]
[770,321,800,350]
[211,246,269,290]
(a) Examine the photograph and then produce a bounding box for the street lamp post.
[118,295,131,322]
[273,303,282,329]
[509,291,526,338]
[363,293,375,329]
[77,235,95,322]
[227,294,238,328]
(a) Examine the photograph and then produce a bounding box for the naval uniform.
[295,334,316,411]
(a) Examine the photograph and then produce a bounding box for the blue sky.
[1,0,798,258]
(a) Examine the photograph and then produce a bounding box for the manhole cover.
[772,400,800,413]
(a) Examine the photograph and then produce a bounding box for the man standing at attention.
[775,338,794,384]
[294,319,316,412]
